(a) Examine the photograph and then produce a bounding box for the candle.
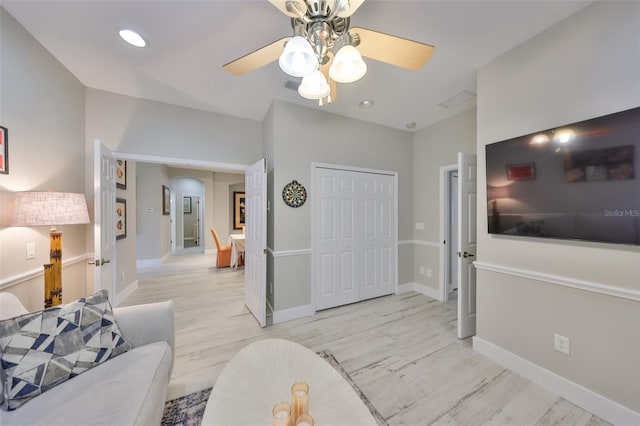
[295,413,314,426]
[291,382,309,421]
[272,401,291,426]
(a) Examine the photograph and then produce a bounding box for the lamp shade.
[279,36,318,78]
[487,185,511,200]
[329,45,367,83]
[10,191,90,227]
[298,69,331,100]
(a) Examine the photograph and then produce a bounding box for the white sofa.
[0,292,174,426]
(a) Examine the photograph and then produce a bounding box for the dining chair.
[211,228,231,268]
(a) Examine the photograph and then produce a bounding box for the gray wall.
[476,1,640,412]
[0,8,89,310]
[136,163,171,260]
[412,108,477,292]
[269,101,413,311]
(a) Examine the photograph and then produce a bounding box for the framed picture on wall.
[234,191,245,230]
[183,196,192,214]
[0,125,8,174]
[162,185,171,215]
[116,159,127,189]
[116,198,127,240]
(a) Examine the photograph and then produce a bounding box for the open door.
[93,139,116,300]
[457,152,477,339]
[244,159,267,327]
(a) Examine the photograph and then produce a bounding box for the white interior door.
[315,169,358,310]
[457,152,477,339]
[93,139,116,300]
[359,173,396,301]
[244,158,267,327]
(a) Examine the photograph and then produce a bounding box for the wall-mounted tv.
[485,106,640,246]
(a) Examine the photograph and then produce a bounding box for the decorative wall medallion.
[282,180,307,208]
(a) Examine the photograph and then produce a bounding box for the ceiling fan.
[223,0,435,105]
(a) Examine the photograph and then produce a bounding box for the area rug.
[161,350,387,426]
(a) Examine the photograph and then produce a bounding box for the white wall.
[476,0,640,417]
[0,7,89,311]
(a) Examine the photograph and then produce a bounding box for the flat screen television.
[485,106,640,246]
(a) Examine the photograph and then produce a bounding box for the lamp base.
[44,230,63,308]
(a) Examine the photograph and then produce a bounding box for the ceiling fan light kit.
[224,0,435,105]
[329,44,367,83]
[298,69,331,100]
[278,35,318,77]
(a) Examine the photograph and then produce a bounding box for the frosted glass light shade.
[298,70,330,100]
[279,36,318,78]
[10,192,90,227]
[329,45,367,83]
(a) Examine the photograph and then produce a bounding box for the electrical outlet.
[415,222,425,230]
[419,267,425,275]
[426,268,432,278]
[554,333,570,355]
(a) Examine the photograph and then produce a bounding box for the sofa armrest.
[113,300,175,376]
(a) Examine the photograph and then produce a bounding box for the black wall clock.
[282,180,307,208]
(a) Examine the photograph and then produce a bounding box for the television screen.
[485,106,640,246]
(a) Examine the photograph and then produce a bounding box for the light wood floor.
[122,253,608,426]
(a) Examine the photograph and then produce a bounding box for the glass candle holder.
[295,413,314,426]
[272,401,291,426]
[291,382,309,421]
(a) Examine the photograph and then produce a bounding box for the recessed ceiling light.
[406,122,416,129]
[359,99,374,108]
[119,29,147,48]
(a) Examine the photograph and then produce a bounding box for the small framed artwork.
[116,160,127,189]
[233,191,245,230]
[183,196,192,214]
[162,185,171,215]
[507,163,536,180]
[0,125,7,174]
[116,198,127,240]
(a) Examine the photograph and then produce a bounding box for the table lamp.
[10,191,90,307]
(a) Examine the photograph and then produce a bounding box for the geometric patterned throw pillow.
[0,290,132,410]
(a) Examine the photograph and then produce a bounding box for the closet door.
[313,165,398,311]
[315,169,358,310]
[359,173,396,301]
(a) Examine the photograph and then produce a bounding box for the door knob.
[463,251,475,258]
[101,258,111,264]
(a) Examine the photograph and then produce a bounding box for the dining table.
[229,234,245,268]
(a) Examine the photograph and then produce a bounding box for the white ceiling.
[3,0,591,132]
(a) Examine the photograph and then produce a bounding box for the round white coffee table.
[201,338,378,426]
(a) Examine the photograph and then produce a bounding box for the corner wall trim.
[396,282,442,301]
[113,280,138,307]
[473,336,640,426]
[399,240,440,248]
[273,304,314,324]
[266,247,312,258]
[0,254,91,290]
[474,261,640,301]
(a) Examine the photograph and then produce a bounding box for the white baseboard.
[473,336,640,426]
[136,258,162,268]
[397,282,441,301]
[273,304,314,324]
[113,280,138,307]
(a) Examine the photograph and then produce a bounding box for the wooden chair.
[211,228,231,268]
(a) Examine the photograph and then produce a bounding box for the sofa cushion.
[0,341,172,426]
[0,290,132,410]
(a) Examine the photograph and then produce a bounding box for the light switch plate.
[26,242,36,260]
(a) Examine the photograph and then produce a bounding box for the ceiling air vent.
[437,90,476,109]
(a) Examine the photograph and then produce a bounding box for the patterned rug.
[161,350,387,426]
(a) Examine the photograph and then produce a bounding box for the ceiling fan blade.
[336,0,366,18]
[320,56,337,104]
[268,0,308,18]
[351,26,435,71]
[223,37,290,76]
